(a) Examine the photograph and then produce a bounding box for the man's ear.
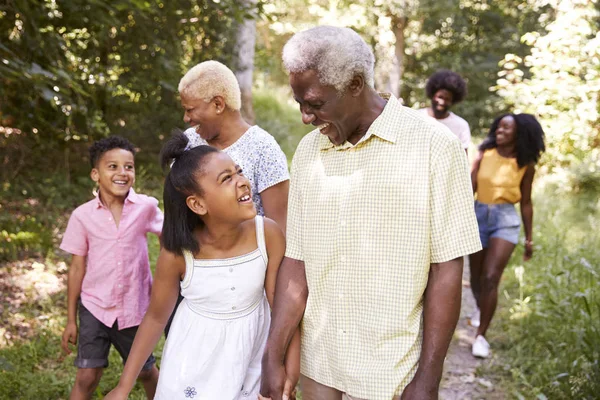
[212,96,226,114]
[186,194,207,216]
[348,75,365,97]
[90,168,99,182]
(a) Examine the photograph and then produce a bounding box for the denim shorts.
[474,201,521,248]
[75,300,155,370]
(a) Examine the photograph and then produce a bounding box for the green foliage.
[489,186,600,399]
[253,87,310,159]
[0,0,251,185]
[495,0,600,190]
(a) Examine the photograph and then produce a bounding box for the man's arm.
[260,256,308,400]
[261,180,290,235]
[400,257,463,400]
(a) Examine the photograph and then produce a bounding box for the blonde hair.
[178,61,242,111]
[282,26,375,92]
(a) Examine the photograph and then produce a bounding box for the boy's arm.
[110,248,184,395]
[61,255,86,354]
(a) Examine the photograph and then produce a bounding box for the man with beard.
[420,70,471,154]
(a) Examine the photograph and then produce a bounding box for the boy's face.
[91,148,135,200]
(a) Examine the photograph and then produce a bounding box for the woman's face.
[181,92,221,142]
[193,152,256,222]
[495,115,517,146]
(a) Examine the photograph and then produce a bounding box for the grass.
[485,183,600,399]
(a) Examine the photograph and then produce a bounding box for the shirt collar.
[318,93,400,151]
[95,188,138,208]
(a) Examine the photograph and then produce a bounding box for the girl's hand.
[523,241,533,261]
[103,386,129,400]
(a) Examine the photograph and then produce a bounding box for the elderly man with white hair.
[260,26,481,400]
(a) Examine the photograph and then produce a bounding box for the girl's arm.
[470,150,484,194]
[520,164,536,261]
[106,248,185,398]
[263,218,300,393]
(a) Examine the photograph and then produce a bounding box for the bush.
[490,188,600,399]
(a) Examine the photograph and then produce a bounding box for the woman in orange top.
[469,113,545,358]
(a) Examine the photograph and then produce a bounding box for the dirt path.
[438,260,505,400]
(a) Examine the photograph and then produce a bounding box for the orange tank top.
[476,148,527,204]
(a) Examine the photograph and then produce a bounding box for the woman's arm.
[470,150,484,194]
[520,164,536,260]
[107,249,185,397]
[261,180,290,235]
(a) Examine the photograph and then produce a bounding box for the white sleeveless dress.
[154,216,271,399]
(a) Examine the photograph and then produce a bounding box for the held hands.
[259,358,296,400]
[61,321,78,355]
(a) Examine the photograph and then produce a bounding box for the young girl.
[105,133,299,399]
[469,113,545,358]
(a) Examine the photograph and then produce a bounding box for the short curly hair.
[282,26,375,92]
[89,136,136,168]
[479,113,546,168]
[178,61,242,111]
[425,70,467,104]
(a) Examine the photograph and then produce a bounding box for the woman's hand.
[523,241,533,261]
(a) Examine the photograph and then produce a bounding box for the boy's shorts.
[474,200,521,248]
[75,300,155,370]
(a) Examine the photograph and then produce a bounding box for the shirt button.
[118,284,123,288]
[232,306,237,310]
[108,217,112,221]
[339,293,343,299]
[340,256,346,262]
[340,220,346,226]
[117,262,122,266]
[231,287,236,291]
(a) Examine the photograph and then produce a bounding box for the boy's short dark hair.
[89,136,136,168]
[425,70,467,104]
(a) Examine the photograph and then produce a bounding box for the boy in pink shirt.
[60,136,163,399]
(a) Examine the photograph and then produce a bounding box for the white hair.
[178,60,242,111]
[282,26,375,92]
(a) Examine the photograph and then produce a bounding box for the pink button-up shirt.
[60,189,163,329]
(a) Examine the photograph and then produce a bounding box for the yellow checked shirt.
[286,95,482,400]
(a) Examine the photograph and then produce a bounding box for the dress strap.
[181,249,194,289]
[255,216,268,265]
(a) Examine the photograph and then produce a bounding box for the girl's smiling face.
[190,152,256,222]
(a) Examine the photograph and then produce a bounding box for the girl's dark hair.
[479,113,546,168]
[159,131,219,255]
[425,70,467,104]
[89,136,136,168]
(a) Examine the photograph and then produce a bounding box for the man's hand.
[260,356,288,400]
[61,321,78,354]
[398,377,438,400]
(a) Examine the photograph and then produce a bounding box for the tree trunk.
[233,7,257,124]
[389,15,407,99]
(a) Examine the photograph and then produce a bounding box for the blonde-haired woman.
[179,60,290,230]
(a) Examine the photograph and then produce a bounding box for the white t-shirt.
[419,109,471,149]
[184,125,290,216]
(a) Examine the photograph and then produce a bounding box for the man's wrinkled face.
[431,89,453,119]
[289,70,360,146]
